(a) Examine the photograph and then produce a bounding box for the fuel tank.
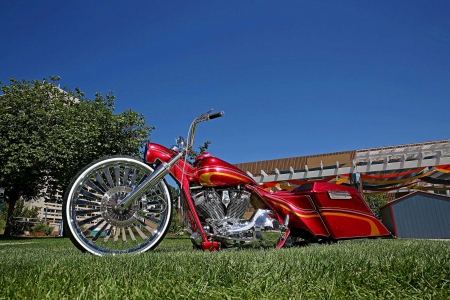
[194,152,256,187]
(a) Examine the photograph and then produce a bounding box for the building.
[234,139,450,197]
[380,192,450,239]
[25,197,63,234]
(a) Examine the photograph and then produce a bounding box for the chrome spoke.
[123,167,130,186]
[92,222,108,242]
[86,179,105,195]
[121,228,126,242]
[76,208,101,216]
[94,172,109,191]
[128,227,136,241]
[76,198,101,207]
[133,224,148,239]
[103,167,114,188]
[129,169,139,187]
[144,225,155,235]
[114,166,121,186]
[114,227,120,242]
[78,214,102,226]
[80,189,100,200]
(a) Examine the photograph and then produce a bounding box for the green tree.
[364,193,387,220]
[0,77,153,236]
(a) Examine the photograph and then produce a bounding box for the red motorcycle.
[63,110,391,256]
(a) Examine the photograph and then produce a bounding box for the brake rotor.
[100,186,137,227]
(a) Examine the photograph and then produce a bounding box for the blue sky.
[2,1,449,164]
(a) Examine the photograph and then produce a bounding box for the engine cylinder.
[192,188,251,221]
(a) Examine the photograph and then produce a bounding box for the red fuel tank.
[194,152,256,187]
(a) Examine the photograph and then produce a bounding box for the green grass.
[0,237,449,299]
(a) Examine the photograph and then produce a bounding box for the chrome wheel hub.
[100,186,137,228]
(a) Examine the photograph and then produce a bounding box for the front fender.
[145,142,176,164]
[144,142,196,185]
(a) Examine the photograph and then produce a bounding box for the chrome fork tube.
[117,151,185,211]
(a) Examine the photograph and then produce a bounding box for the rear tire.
[63,155,172,256]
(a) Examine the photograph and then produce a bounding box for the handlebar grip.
[208,111,225,120]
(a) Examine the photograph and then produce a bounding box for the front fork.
[115,151,213,247]
[116,151,184,211]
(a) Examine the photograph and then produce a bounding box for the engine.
[191,187,285,248]
[192,187,251,222]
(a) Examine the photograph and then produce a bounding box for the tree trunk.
[3,191,19,237]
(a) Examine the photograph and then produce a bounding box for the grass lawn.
[0,236,448,299]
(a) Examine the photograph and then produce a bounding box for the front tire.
[63,155,172,256]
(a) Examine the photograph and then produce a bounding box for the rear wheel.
[63,155,172,256]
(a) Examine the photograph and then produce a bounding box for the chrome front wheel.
[63,156,172,256]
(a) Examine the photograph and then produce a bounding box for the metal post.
[59,219,64,237]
